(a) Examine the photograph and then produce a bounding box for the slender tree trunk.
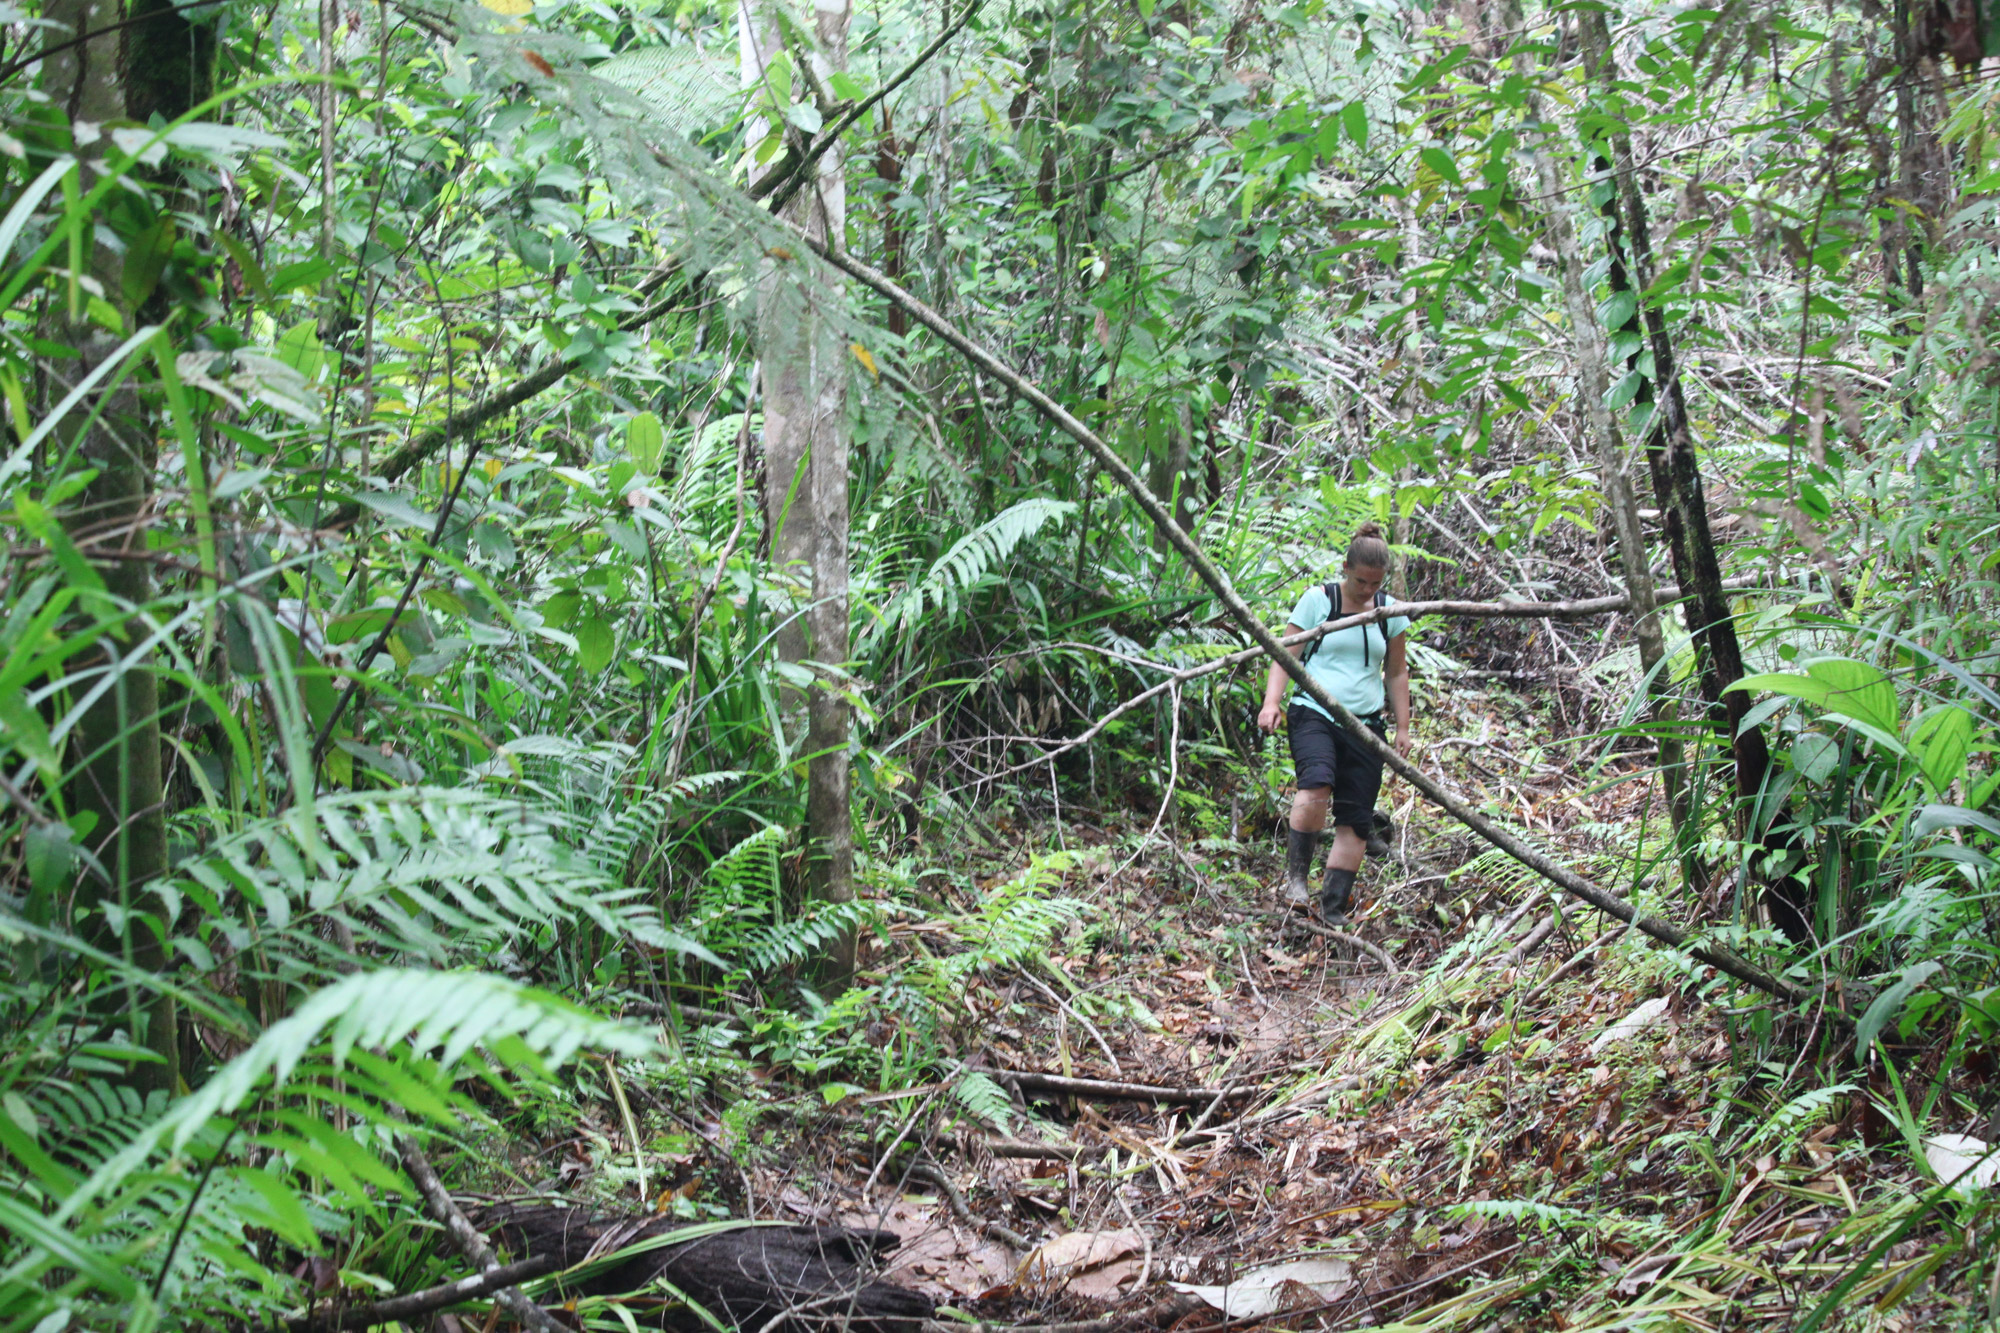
[1580,9,1808,939]
[1391,199,1422,597]
[42,0,178,1091]
[742,0,855,982]
[318,0,341,337]
[1891,0,1926,306]
[1514,35,1690,852]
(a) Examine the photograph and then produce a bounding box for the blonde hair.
[1346,522,1389,570]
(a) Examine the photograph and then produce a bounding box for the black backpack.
[1300,583,1389,669]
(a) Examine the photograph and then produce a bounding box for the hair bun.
[1354,522,1385,540]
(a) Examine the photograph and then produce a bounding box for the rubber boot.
[1284,827,1321,906]
[1320,866,1358,922]
[1365,809,1394,859]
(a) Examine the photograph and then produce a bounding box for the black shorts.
[1287,702,1386,832]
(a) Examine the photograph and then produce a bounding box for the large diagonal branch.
[801,232,1820,1014]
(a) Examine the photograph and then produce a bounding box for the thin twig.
[861,1087,941,1200]
[979,581,1758,782]
[758,0,985,214]
[1017,969,1123,1077]
[1502,911,1561,967]
[395,1137,566,1333]
[1293,919,1402,974]
[325,268,691,529]
[997,1071,1260,1105]
[288,1255,560,1332]
[909,1162,1032,1253]
[1521,925,1631,1007]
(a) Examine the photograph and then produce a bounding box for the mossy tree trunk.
[41,0,213,1091]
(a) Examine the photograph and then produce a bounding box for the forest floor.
[477,688,1994,1332]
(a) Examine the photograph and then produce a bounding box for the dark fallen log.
[996,1071,1260,1105]
[474,1203,935,1333]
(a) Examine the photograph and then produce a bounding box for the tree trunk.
[42,0,179,1091]
[1579,9,1808,940]
[1515,36,1690,854]
[742,0,855,982]
[1391,199,1422,597]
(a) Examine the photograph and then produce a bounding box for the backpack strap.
[1301,584,1392,666]
[1299,581,1341,665]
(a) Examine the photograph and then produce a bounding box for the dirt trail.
[691,716,1978,1331]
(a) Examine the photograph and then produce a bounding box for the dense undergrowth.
[4,0,2000,1327]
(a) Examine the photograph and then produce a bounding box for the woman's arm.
[1384,633,1411,752]
[1257,655,1292,733]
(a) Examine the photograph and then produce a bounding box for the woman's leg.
[1321,726,1386,920]
[1283,705,1341,906]
[1284,786,1330,904]
[1325,824,1365,870]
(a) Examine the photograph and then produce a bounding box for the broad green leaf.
[23,823,76,899]
[627,411,665,473]
[1597,289,1638,330]
[1341,101,1368,147]
[1729,671,1832,708]
[1910,706,1974,793]
[1418,147,1462,186]
[1855,961,1942,1054]
[576,612,615,674]
[1804,657,1899,736]
[1912,804,2000,841]
[1789,731,1839,783]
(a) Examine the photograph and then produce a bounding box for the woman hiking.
[1256,524,1412,922]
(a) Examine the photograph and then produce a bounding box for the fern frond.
[70,969,654,1216]
[921,855,1084,998]
[736,899,877,974]
[949,1070,1017,1135]
[589,43,741,140]
[1743,1083,1856,1153]
[876,498,1077,637]
[158,787,721,982]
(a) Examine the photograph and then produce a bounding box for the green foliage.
[918,854,1085,1000]
[6,0,2000,1319]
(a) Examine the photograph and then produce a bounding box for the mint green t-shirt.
[1287,584,1410,722]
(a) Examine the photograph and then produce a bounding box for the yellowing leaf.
[849,341,879,380]
[482,0,532,13]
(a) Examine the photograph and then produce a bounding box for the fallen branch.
[973,1137,1113,1160]
[997,1071,1261,1105]
[907,1162,1032,1253]
[984,579,1766,781]
[290,1255,560,1332]
[1502,911,1561,967]
[395,1137,566,1333]
[1279,916,1402,974]
[802,232,1820,1017]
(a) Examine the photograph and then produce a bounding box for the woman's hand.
[1257,703,1284,734]
[1392,727,1411,755]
